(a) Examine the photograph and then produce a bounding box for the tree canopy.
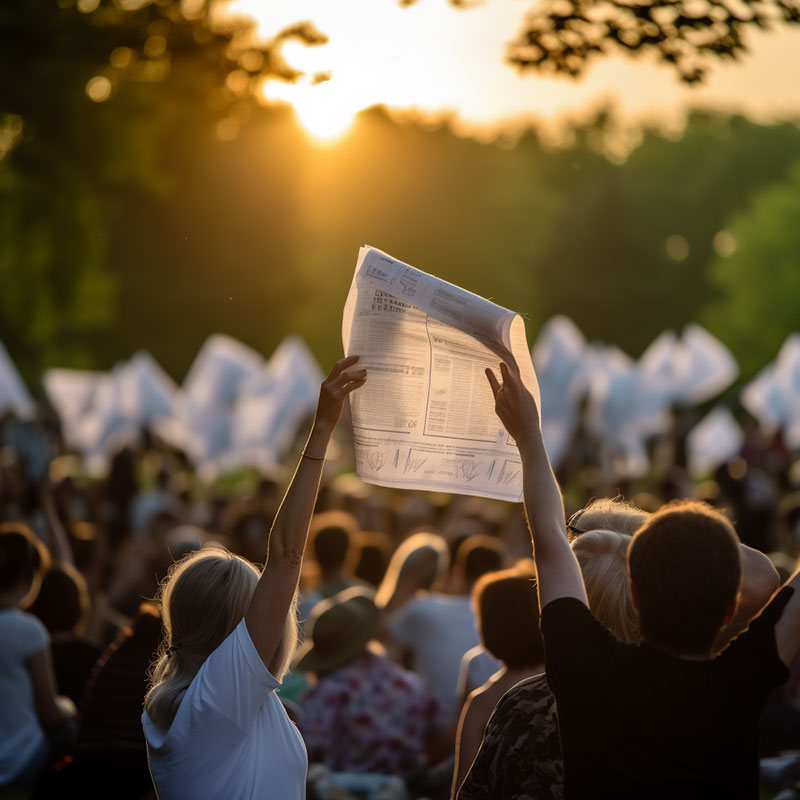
[405,0,800,83]
[703,163,800,377]
[3,1,800,388]
[0,0,322,378]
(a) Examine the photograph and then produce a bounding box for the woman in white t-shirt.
[142,356,366,800]
[0,523,74,788]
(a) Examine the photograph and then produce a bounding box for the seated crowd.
[1,355,800,799]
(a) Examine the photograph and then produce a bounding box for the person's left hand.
[485,360,540,447]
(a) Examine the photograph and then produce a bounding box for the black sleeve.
[540,598,621,698]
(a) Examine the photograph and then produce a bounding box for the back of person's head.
[145,545,297,728]
[155,468,171,490]
[310,511,358,575]
[68,521,100,573]
[473,563,543,669]
[352,531,392,588]
[628,500,741,656]
[572,530,639,645]
[29,561,90,635]
[569,498,650,538]
[375,531,449,608]
[0,522,50,598]
[228,508,271,565]
[457,535,505,590]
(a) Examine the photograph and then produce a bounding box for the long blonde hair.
[572,530,640,645]
[375,532,449,610]
[144,546,298,728]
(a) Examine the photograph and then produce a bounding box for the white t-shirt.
[142,619,307,800]
[0,608,49,784]
[387,593,480,714]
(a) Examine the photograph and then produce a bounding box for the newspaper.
[342,246,539,502]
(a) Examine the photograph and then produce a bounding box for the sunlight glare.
[229,0,800,140]
[294,91,356,142]
[263,78,363,144]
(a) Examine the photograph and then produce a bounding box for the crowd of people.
[2,354,800,800]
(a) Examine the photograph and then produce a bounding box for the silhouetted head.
[310,511,358,577]
[473,563,543,669]
[0,522,50,606]
[375,531,449,609]
[628,500,741,657]
[456,535,505,591]
[29,562,90,635]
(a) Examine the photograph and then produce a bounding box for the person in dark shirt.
[28,562,102,707]
[484,359,800,800]
[458,502,779,800]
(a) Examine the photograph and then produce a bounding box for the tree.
[0,0,323,380]
[703,161,800,378]
[406,0,800,83]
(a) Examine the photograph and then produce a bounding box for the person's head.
[473,563,544,670]
[295,586,379,677]
[229,509,271,566]
[375,531,449,609]
[572,530,639,645]
[145,545,298,728]
[628,500,742,657]
[456,535,505,591]
[155,468,171,491]
[29,562,90,635]
[567,497,650,539]
[352,531,392,588]
[0,523,50,606]
[310,511,358,578]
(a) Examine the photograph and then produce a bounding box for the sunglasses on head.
[566,506,588,535]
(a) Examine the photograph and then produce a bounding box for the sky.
[226,0,800,143]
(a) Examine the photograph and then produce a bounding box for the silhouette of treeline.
[3,5,800,386]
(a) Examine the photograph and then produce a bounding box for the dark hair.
[474,565,543,669]
[310,511,358,573]
[353,531,392,587]
[29,562,89,634]
[457,535,505,589]
[0,523,49,591]
[628,500,741,656]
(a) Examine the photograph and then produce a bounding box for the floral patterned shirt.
[299,650,449,777]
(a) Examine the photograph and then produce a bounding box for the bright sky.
[227,0,800,142]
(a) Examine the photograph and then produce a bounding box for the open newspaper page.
[342,246,539,502]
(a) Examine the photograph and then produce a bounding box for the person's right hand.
[485,360,541,447]
[313,355,367,435]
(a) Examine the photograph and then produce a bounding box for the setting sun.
[262,77,361,144]
[230,0,800,142]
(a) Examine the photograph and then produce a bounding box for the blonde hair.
[144,546,298,729]
[575,498,650,538]
[375,532,448,609]
[572,531,640,645]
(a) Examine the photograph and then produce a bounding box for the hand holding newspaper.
[342,246,540,502]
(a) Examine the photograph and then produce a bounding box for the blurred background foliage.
[2,0,800,387]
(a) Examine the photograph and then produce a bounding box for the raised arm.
[714,544,780,651]
[245,356,366,668]
[485,362,587,609]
